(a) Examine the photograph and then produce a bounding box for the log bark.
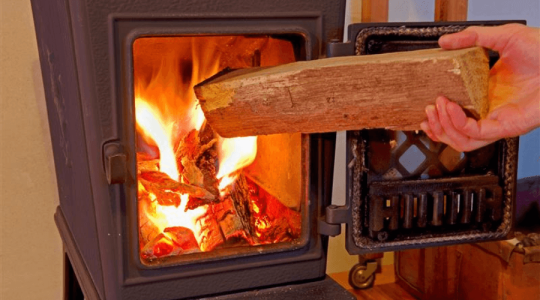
[194,47,489,138]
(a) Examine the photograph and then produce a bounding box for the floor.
[329,265,416,300]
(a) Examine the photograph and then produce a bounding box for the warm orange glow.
[147,193,208,248]
[135,36,301,262]
[134,38,222,251]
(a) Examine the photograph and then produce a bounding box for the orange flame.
[135,37,260,251]
[135,98,179,181]
[217,136,258,191]
[146,192,208,247]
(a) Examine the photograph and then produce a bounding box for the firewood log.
[194,47,489,137]
[213,198,251,243]
[228,173,254,239]
[139,171,216,201]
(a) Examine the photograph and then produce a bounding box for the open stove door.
[319,20,525,255]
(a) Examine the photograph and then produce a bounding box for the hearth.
[31,0,521,298]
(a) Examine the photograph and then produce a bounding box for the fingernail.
[436,97,447,111]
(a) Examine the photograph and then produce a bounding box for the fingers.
[420,120,439,142]
[446,101,503,141]
[434,97,487,151]
[445,101,484,137]
[438,23,526,53]
[425,105,442,135]
[439,29,478,49]
[422,96,495,152]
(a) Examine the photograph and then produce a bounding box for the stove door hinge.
[318,205,350,236]
[326,39,355,58]
[102,141,127,185]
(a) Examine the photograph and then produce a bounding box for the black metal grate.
[348,130,517,252]
[365,130,479,181]
[367,175,503,242]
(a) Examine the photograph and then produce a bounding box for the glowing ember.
[147,193,208,247]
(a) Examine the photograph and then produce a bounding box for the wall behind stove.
[0,1,63,299]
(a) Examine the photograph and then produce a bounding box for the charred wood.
[228,173,255,240]
[139,171,216,203]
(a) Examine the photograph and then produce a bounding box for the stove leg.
[64,252,85,300]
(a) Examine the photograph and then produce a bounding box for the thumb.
[439,29,477,50]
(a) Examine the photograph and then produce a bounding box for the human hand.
[420,24,540,152]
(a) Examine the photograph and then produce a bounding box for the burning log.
[137,159,159,174]
[213,198,251,243]
[228,173,255,239]
[141,227,201,261]
[194,138,217,161]
[246,176,301,243]
[194,47,490,137]
[138,195,160,249]
[197,211,226,252]
[139,171,216,202]
[140,233,184,261]
[198,121,217,145]
[175,129,200,162]
[175,126,220,201]
[139,180,182,207]
[195,124,220,198]
[181,156,204,187]
[136,153,159,174]
[164,226,199,251]
[196,155,220,200]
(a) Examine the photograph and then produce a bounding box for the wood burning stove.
[30,0,521,298]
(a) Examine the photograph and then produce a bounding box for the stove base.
[56,207,102,300]
[57,207,354,300]
[205,276,355,300]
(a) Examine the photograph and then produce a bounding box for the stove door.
[320,20,524,254]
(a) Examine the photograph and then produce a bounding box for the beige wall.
[1,1,63,299]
